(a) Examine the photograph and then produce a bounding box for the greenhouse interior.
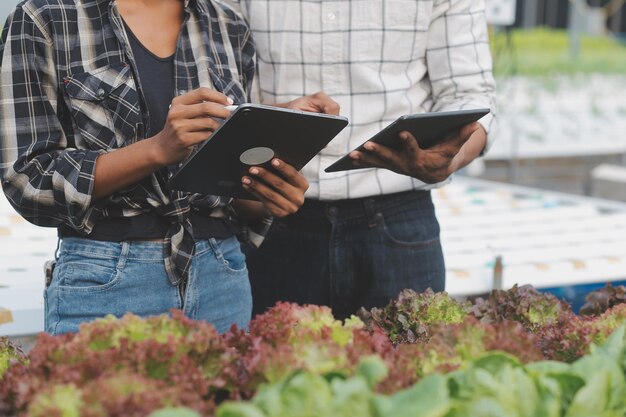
[2,0,626,416]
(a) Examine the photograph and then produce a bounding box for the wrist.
[145,133,170,168]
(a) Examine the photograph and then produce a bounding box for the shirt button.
[178,89,187,96]
[97,88,106,99]
[327,12,336,21]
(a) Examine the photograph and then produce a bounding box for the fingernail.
[364,143,374,151]
[272,159,280,167]
[227,96,234,105]
[242,177,251,185]
[250,168,259,175]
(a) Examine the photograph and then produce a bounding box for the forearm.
[92,137,164,201]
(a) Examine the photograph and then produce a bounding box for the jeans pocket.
[377,212,441,249]
[207,237,248,275]
[56,242,129,293]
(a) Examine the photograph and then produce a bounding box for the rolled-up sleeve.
[427,0,497,153]
[0,6,103,232]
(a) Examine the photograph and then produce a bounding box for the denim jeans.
[44,236,252,335]
[247,190,445,319]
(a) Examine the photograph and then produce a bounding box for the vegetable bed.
[1,284,626,417]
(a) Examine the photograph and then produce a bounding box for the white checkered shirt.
[224,0,497,200]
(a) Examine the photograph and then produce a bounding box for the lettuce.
[0,337,26,377]
[580,284,626,316]
[217,358,387,417]
[469,285,574,332]
[359,289,470,344]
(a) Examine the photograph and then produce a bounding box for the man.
[227,0,497,318]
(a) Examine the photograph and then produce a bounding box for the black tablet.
[167,103,348,199]
[325,108,490,173]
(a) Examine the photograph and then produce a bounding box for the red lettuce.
[580,284,626,316]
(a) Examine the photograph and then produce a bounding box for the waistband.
[304,189,430,209]
[58,211,237,242]
[56,236,238,262]
[296,189,432,224]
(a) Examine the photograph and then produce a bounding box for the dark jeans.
[247,190,445,319]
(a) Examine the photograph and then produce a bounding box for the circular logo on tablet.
[239,147,275,166]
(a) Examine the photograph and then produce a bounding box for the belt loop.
[363,198,379,228]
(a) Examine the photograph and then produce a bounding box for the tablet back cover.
[168,105,348,199]
[325,108,489,173]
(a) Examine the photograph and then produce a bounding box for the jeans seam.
[53,287,60,335]
[183,269,197,319]
[43,287,48,333]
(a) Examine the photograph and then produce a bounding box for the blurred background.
[1,0,625,339]
[477,0,626,199]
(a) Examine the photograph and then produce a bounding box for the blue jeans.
[44,236,252,335]
[247,190,445,319]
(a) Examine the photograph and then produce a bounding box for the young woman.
[0,0,338,335]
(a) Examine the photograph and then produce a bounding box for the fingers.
[241,160,308,218]
[171,101,231,120]
[171,87,233,106]
[286,92,341,115]
[243,163,306,203]
[349,150,390,170]
[164,113,222,139]
[266,159,309,191]
[311,92,340,115]
[241,174,301,217]
[398,131,422,155]
[349,136,418,173]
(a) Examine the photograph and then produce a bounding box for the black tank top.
[124,20,175,137]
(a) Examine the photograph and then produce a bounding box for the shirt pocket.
[355,0,432,64]
[64,62,141,150]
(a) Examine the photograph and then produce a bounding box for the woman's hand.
[241,159,309,218]
[237,91,336,217]
[150,88,232,166]
[93,88,232,201]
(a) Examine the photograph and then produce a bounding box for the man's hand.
[280,91,340,115]
[150,87,232,166]
[349,122,483,184]
[241,159,309,218]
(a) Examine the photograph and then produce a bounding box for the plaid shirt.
[0,0,266,285]
[225,0,497,200]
